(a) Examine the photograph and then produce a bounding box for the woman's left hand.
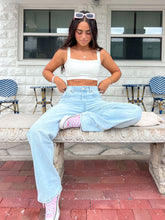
[98,79,110,94]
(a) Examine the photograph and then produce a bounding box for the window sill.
[115,60,165,67]
[17,59,51,66]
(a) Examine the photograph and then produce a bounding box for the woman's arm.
[43,49,67,93]
[98,49,122,94]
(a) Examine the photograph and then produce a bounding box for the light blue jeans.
[27,86,142,203]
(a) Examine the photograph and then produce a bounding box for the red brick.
[84,161,96,170]
[116,161,128,171]
[74,161,85,170]
[91,199,120,209]
[61,190,75,200]
[106,160,118,170]
[113,183,155,191]
[63,183,88,190]
[10,162,25,171]
[22,208,40,220]
[88,183,114,191]
[148,209,165,220]
[60,199,90,210]
[0,162,15,170]
[117,210,135,220]
[103,191,132,200]
[60,209,71,220]
[20,161,33,171]
[124,176,153,184]
[0,208,10,219]
[0,171,19,177]
[149,199,165,209]
[75,176,100,183]
[25,176,35,184]
[0,190,20,198]
[75,190,104,200]
[0,183,12,190]
[71,209,86,220]
[10,182,36,190]
[2,176,26,183]
[20,190,37,199]
[6,208,25,219]
[102,191,117,199]
[120,199,151,209]
[28,199,42,209]
[125,161,140,171]
[133,209,151,220]
[100,176,125,183]
[18,170,34,176]
[87,209,102,220]
[102,210,118,220]
[94,160,108,170]
[0,198,29,208]
[64,160,75,170]
[131,190,161,199]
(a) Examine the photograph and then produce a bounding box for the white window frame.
[107,6,165,67]
[18,6,76,66]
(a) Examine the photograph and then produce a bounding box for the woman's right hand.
[54,76,67,93]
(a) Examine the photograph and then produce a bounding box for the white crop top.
[64,47,101,81]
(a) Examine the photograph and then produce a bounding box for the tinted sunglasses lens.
[86,13,95,19]
[75,13,83,18]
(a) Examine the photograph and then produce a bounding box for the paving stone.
[91,199,120,209]
[120,199,152,209]
[133,209,151,220]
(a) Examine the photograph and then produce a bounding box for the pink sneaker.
[59,115,80,129]
[45,195,60,220]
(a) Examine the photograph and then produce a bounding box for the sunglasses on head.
[74,12,95,20]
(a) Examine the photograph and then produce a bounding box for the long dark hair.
[60,10,102,72]
[61,10,102,50]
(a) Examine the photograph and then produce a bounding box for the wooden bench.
[0,114,165,194]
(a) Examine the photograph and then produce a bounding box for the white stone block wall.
[0,1,165,114]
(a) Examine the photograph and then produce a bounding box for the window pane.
[51,10,74,33]
[24,9,74,33]
[24,36,67,59]
[111,11,134,34]
[136,11,162,34]
[24,10,49,33]
[111,11,162,35]
[111,37,161,60]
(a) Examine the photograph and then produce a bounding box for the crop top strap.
[97,50,101,62]
[67,47,71,59]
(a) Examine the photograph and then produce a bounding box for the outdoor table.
[30,85,57,114]
[122,84,149,111]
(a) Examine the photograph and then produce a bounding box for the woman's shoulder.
[52,48,68,62]
[100,49,112,62]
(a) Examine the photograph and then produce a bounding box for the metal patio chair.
[149,76,165,114]
[0,79,19,114]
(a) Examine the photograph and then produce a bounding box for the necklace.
[83,55,86,59]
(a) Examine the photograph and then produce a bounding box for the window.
[110,11,162,60]
[23,9,74,59]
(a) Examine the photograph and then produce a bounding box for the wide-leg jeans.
[27,86,142,203]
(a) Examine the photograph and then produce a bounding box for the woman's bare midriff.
[67,79,97,86]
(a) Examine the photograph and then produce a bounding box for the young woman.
[27,11,142,220]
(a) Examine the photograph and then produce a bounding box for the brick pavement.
[0,160,165,219]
